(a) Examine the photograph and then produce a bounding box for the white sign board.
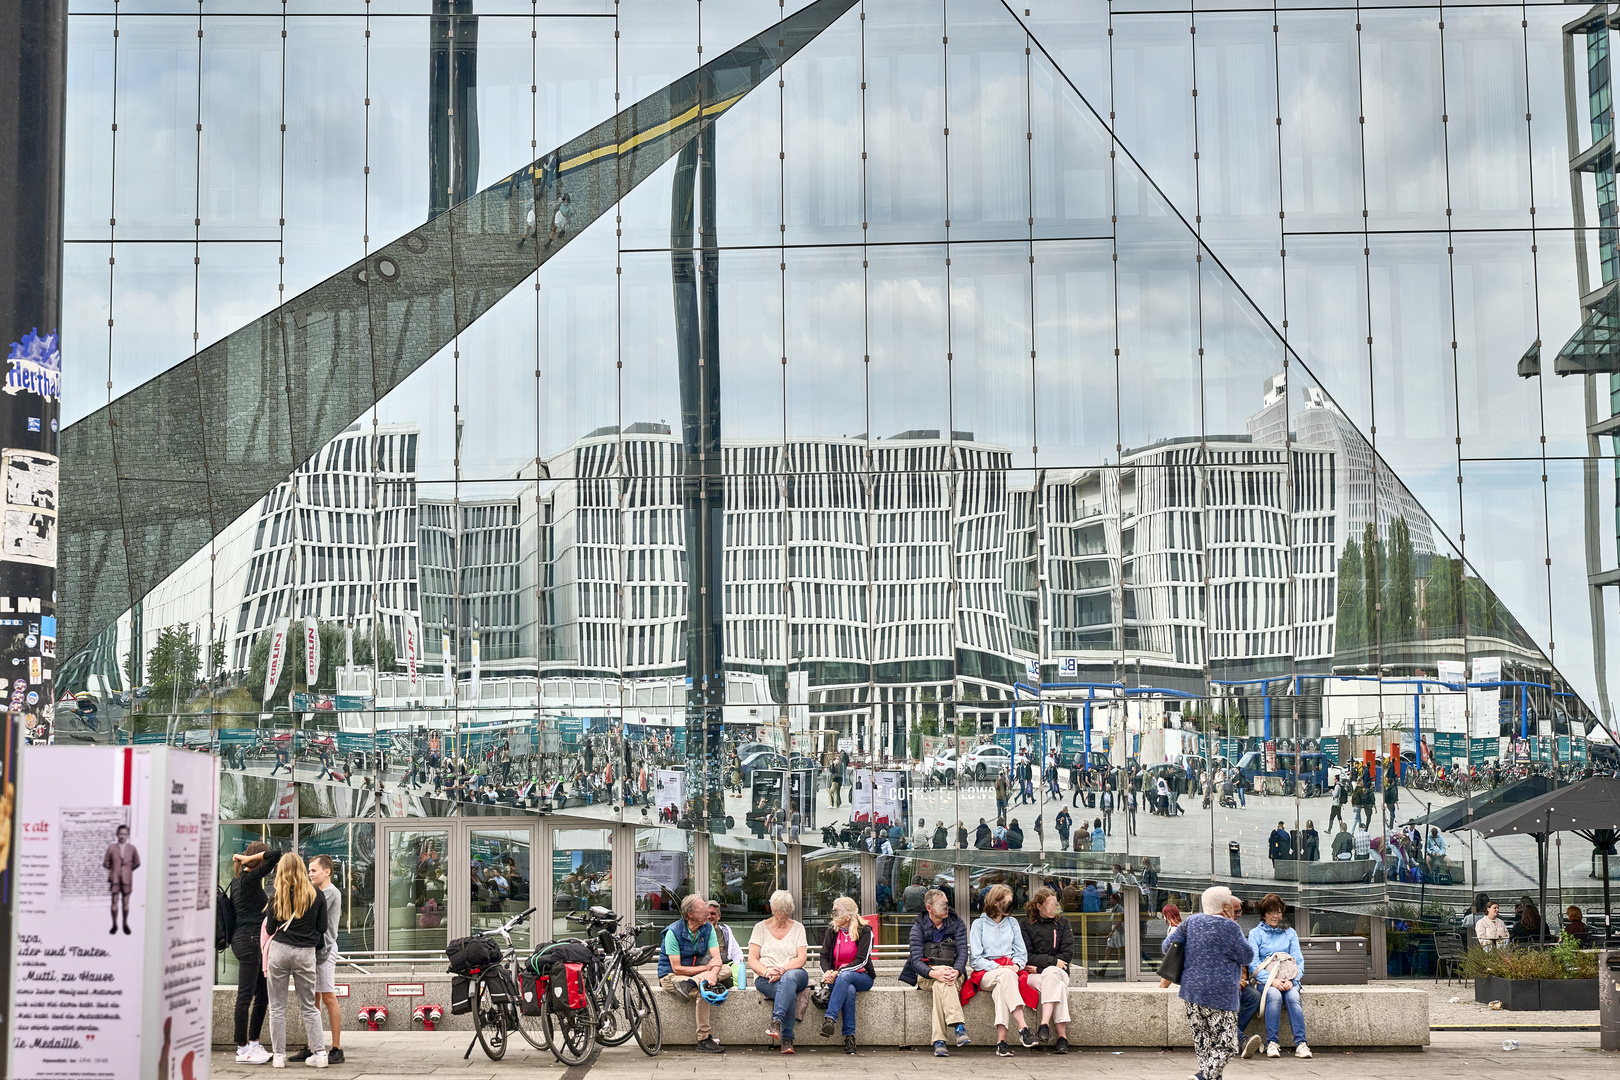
[14,746,217,1080]
[1470,658,1502,738]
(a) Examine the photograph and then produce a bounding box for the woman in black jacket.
[817,896,876,1054]
[264,852,330,1067]
[1019,887,1074,1052]
[228,843,279,1064]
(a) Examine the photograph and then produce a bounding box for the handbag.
[1158,940,1186,984]
[810,980,832,1010]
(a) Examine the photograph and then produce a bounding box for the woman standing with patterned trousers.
[1164,886,1255,1080]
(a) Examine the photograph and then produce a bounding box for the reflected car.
[739,749,788,781]
[734,741,775,760]
[923,747,958,782]
[787,754,818,771]
[959,744,1012,781]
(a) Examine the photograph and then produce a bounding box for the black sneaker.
[326,1049,344,1065]
[288,1048,314,1063]
[1036,1024,1051,1045]
[996,1040,1013,1057]
[1019,1026,1037,1048]
[695,1037,725,1054]
[843,1035,856,1055]
[1053,1038,1069,1055]
[671,979,698,1001]
[821,1015,836,1038]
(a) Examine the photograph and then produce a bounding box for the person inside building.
[818,896,876,1054]
[1019,886,1073,1053]
[658,893,730,1054]
[899,887,971,1057]
[747,890,809,1054]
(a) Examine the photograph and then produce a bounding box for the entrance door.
[379,822,540,953]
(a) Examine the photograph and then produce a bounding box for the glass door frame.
[377,819,544,953]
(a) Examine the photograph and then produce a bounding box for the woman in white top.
[1473,900,1510,950]
[747,890,810,1054]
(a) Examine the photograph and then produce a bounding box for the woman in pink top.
[817,897,875,1054]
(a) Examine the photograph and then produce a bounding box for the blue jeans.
[1237,984,1261,1036]
[755,968,809,1039]
[1261,982,1305,1045]
[825,970,873,1036]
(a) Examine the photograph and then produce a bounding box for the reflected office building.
[50,0,1620,976]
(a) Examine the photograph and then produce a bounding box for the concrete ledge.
[213,977,1428,1050]
[1273,859,1376,884]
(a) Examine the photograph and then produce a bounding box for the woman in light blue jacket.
[1247,893,1309,1060]
[969,884,1033,1056]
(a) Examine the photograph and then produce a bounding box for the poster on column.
[873,770,908,827]
[1469,658,1502,738]
[848,769,874,822]
[654,769,685,825]
[13,745,219,1080]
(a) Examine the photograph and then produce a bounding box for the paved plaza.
[209,1028,1603,1079]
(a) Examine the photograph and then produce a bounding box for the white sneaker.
[272,1053,287,1069]
[305,1051,327,1069]
[1265,1042,1281,1058]
[1294,1043,1311,1059]
[1241,1035,1262,1059]
[237,1045,272,1065]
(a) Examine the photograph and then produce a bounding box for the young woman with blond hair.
[816,895,875,1054]
[264,852,329,1068]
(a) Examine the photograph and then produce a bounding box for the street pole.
[0,0,67,1068]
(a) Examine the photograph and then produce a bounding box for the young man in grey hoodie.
[305,856,345,1064]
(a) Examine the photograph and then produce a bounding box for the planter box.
[1474,976,1598,1011]
[1537,978,1598,1011]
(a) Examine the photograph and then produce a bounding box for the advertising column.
[13,746,218,1080]
[0,1,69,1067]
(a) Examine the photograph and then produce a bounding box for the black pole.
[1538,833,1548,944]
[0,0,67,1063]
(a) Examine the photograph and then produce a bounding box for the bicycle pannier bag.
[485,964,519,1006]
[450,975,473,1015]
[543,961,588,1012]
[447,935,502,976]
[518,970,546,1017]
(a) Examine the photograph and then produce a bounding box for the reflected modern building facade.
[51,0,1620,975]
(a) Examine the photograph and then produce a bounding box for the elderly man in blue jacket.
[898,888,972,1057]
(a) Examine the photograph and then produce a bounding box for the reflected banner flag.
[404,621,418,689]
[263,618,290,706]
[304,621,319,688]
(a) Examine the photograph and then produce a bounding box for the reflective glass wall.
[55,0,1620,974]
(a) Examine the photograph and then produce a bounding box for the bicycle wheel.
[595,970,635,1047]
[474,980,508,1061]
[541,996,599,1066]
[514,982,550,1052]
[623,970,661,1057]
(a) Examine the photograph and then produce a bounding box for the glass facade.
[52,0,1620,974]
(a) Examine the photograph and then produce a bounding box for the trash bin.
[1229,840,1242,878]
[1602,949,1620,1051]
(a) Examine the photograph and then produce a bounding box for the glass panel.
[802,849,861,938]
[944,0,1030,243]
[709,832,782,924]
[1277,11,1364,235]
[636,826,694,946]
[551,826,613,939]
[385,828,449,952]
[215,822,296,985]
[865,0,946,244]
[299,822,376,959]
[1360,9,1448,232]
[470,827,534,950]
[1442,8,1532,231]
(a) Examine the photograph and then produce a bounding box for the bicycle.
[452,905,549,1062]
[542,905,661,1062]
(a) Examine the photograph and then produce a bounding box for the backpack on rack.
[446,934,503,976]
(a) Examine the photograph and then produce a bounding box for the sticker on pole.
[4,328,61,403]
[0,449,57,567]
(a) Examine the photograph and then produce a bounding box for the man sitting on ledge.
[898,887,971,1058]
[658,893,730,1054]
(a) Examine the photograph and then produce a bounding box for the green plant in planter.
[1461,938,1598,981]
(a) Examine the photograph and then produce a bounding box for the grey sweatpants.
[267,940,324,1055]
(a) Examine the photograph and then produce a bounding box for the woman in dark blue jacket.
[1164,886,1255,1080]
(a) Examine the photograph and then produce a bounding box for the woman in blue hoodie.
[1246,893,1309,1060]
